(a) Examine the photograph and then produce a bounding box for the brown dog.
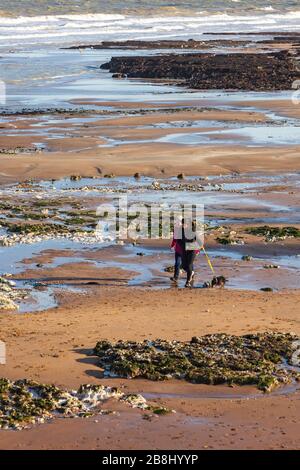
[203,276,227,288]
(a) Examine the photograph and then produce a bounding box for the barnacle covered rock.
[0,379,168,430]
[246,226,300,242]
[0,276,27,310]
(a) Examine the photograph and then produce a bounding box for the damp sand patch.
[0,379,171,430]
[93,333,300,393]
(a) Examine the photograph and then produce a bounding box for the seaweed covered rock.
[246,225,300,242]
[0,379,170,429]
[0,277,27,310]
[93,333,300,392]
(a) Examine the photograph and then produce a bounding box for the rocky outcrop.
[66,39,249,50]
[101,51,299,91]
[93,333,300,392]
[0,379,170,429]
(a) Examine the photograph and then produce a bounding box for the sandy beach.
[0,104,300,183]
[1,286,300,449]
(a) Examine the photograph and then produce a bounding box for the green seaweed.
[93,333,300,392]
[2,221,83,236]
[247,225,300,241]
[216,237,232,245]
[257,374,278,392]
[148,405,171,415]
[0,379,164,430]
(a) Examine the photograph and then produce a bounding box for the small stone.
[241,255,253,261]
[70,175,81,181]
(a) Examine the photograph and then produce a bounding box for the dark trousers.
[182,251,196,282]
[174,252,182,279]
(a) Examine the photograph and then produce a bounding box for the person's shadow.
[74,347,104,379]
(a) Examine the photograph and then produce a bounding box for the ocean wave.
[0,11,300,48]
[259,6,276,11]
[0,13,126,24]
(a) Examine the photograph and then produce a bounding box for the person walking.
[181,219,203,288]
[170,220,184,282]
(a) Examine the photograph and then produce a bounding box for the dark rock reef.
[93,332,300,392]
[66,39,249,50]
[101,51,299,91]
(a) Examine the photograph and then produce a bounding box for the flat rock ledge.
[101,51,300,91]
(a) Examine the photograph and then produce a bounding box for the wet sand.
[0,36,300,448]
[1,285,300,449]
[1,391,300,450]
[0,101,299,184]
[1,143,300,184]
[236,99,300,120]
[0,162,299,451]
